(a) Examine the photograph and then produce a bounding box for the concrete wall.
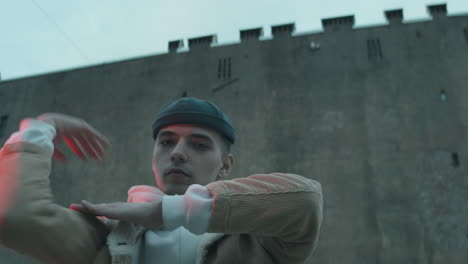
[1,5,467,263]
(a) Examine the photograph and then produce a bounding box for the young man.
[0,97,323,264]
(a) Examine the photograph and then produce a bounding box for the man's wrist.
[5,118,56,153]
[162,195,185,230]
[161,185,212,234]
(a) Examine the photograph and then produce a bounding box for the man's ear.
[217,154,234,181]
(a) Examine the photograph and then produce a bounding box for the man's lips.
[164,168,191,177]
[164,168,192,184]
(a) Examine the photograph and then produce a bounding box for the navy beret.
[152,97,235,144]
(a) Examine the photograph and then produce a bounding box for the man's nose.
[170,140,188,163]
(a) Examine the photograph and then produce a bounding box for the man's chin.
[164,184,190,195]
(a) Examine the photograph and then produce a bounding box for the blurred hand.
[36,113,110,162]
[70,186,164,229]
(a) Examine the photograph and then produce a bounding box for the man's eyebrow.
[190,133,213,142]
[158,131,176,138]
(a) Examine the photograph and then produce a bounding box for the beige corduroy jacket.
[0,141,323,264]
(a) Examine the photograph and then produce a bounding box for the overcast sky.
[1,0,468,81]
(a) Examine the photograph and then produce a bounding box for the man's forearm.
[206,172,323,261]
[0,118,56,240]
[0,118,109,264]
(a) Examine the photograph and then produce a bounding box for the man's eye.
[193,142,209,150]
[159,140,173,146]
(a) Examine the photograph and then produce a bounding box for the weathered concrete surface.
[0,10,467,264]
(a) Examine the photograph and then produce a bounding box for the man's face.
[152,124,231,195]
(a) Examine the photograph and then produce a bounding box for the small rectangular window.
[217,60,222,79]
[217,57,232,81]
[452,152,459,168]
[367,38,383,60]
[227,58,232,79]
[222,58,227,80]
[464,28,468,44]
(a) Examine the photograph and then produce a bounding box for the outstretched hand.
[70,200,163,229]
[70,185,165,229]
[36,113,110,162]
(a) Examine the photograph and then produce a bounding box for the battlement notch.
[322,15,355,31]
[385,9,403,24]
[240,27,263,42]
[188,35,217,50]
[168,40,184,53]
[428,3,447,19]
[271,23,295,38]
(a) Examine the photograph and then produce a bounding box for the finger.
[80,200,124,219]
[86,136,105,159]
[56,118,109,146]
[74,201,109,217]
[62,136,87,161]
[70,203,87,212]
[96,216,109,223]
[81,130,110,160]
[81,124,111,149]
[80,201,143,222]
[70,204,101,218]
[80,200,105,216]
[52,148,67,162]
[95,134,111,149]
[74,135,99,160]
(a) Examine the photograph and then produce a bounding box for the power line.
[30,0,90,63]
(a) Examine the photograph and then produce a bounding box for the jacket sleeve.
[205,173,323,261]
[0,119,110,264]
